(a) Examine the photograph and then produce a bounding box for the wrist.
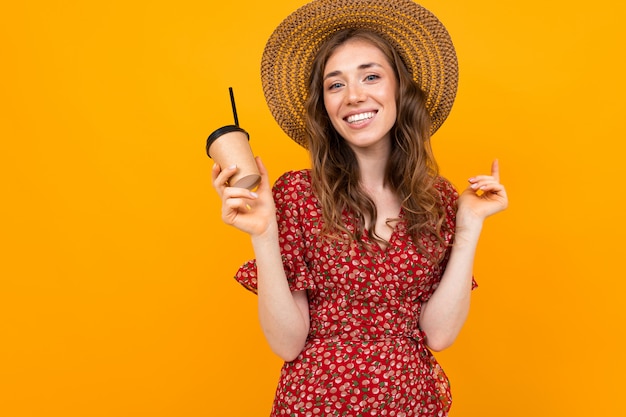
[251,220,279,246]
[454,213,483,245]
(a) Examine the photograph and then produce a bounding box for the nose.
[346,82,366,105]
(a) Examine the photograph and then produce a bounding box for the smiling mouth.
[345,111,376,124]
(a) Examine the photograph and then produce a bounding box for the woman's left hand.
[458,159,509,222]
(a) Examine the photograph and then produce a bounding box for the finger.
[223,197,251,213]
[222,185,259,201]
[478,182,507,202]
[468,174,496,184]
[483,182,508,206]
[477,181,504,193]
[469,177,497,190]
[469,179,506,198]
[222,192,257,221]
[211,163,221,182]
[256,156,268,176]
[491,159,500,182]
[213,164,238,190]
[254,156,272,192]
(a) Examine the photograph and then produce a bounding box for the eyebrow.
[323,62,382,80]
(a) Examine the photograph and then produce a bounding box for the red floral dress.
[235,170,475,417]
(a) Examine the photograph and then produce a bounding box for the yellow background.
[1,0,624,416]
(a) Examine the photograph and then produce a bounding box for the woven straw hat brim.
[261,0,458,148]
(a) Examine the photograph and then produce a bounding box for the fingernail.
[470,183,478,189]
[250,192,259,198]
[468,177,475,183]
[228,164,237,170]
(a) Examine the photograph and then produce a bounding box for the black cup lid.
[206,125,250,158]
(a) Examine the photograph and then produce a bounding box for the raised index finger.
[491,159,500,182]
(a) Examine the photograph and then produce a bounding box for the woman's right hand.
[211,156,277,238]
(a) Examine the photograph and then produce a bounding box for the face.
[322,39,398,153]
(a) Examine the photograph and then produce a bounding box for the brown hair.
[304,28,451,259]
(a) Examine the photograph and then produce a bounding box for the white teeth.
[346,112,375,123]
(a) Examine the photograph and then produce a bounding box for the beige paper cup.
[206,125,261,190]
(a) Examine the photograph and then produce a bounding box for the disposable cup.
[206,125,261,190]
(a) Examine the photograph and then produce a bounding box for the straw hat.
[261,0,458,148]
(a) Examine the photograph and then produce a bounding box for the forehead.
[324,38,390,71]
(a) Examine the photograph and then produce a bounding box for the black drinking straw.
[229,87,239,126]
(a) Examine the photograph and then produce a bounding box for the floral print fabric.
[235,170,474,416]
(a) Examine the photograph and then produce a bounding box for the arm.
[252,226,310,362]
[212,158,310,361]
[419,160,508,351]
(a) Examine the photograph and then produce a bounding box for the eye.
[327,82,343,91]
[365,74,380,82]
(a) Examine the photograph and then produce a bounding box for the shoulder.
[273,169,312,190]
[433,176,459,212]
[433,175,458,195]
[272,169,313,206]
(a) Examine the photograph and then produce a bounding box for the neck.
[352,144,390,191]
[359,156,388,191]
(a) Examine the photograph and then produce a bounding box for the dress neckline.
[364,207,404,253]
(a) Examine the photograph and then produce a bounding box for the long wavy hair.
[304,28,451,260]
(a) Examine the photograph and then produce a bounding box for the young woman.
[212,1,508,415]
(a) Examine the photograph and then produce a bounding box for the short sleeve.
[234,259,259,294]
[234,170,317,294]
